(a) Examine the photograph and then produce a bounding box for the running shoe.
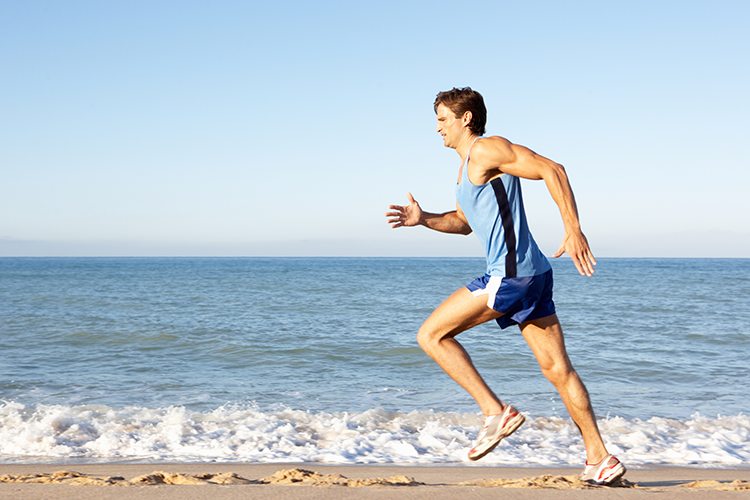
[580,454,626,485]
[468,404,525,461]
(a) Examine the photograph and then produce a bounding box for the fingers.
[386,206,406,229]
[574,257,590,277]
[553,234,596,276]
[587,251,598,267]
[573,250,596,276]
[565,246,592,276]
[386,194,418,228]
[583,252,596,275]
[578,240,597,276]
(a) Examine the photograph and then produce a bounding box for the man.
[385,87,625,485]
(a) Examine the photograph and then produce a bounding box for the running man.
[385,87,625,485]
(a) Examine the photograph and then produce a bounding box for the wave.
[1,401,748,466]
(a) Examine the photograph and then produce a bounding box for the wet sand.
[2,463,750,499]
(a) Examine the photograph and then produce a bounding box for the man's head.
[434,87,486,136]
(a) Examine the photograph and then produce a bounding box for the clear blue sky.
[2,0,748,257]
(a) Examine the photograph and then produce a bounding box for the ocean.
[1,257,748,466]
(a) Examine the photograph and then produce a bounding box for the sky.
[1,0,748,258]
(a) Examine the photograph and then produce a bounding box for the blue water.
[0,257,749,465]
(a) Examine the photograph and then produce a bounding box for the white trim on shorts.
[469,275,503,309]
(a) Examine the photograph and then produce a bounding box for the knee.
[416,326,432,352]
[417,325,442,356]
[539,359,575,387]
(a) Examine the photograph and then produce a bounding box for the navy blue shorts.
[466,269,556,329]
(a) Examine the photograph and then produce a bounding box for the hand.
[553,231,597,276]
[386,192,423,228]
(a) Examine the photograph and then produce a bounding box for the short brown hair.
[434,87,486,136]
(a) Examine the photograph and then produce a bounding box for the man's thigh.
[419,287,504,341]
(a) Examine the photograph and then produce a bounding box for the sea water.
[0,257,748,466]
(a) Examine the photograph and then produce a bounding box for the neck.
[455,132,480,164]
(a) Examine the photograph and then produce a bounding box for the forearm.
[542,163,582,234]
[543,162,597,274]
[420,211,473,235]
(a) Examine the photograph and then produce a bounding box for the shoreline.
[2,463,750,499]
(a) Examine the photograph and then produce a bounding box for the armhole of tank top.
[458,157,468,185]
[465,136,496,186]
[458,139,479,186]
[466,136,481,165]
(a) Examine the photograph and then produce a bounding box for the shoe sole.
[600,464,626,486]
[585,463,627,486]
[468,413,525,461]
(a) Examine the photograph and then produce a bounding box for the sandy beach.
[2,463,749,499]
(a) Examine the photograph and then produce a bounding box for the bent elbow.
[539,161,568,184]
[552,162,568,179]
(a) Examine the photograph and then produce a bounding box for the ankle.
[482,403,506,417]
[585,452,609,465]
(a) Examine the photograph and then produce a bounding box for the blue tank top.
[455,138,550,278]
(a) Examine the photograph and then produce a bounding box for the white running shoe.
[580,454,626,485]
[468,404,525,461]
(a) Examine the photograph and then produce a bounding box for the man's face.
[435,103,465,148]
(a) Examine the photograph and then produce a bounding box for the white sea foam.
[1,401,749,466]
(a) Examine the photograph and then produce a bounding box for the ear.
[462,111,473,127]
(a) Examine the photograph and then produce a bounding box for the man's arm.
[386,192,472,235]
[470,138,597,276]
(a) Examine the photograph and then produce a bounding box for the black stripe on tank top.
[490,177,517,278]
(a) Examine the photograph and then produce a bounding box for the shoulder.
[470,136,516,167]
